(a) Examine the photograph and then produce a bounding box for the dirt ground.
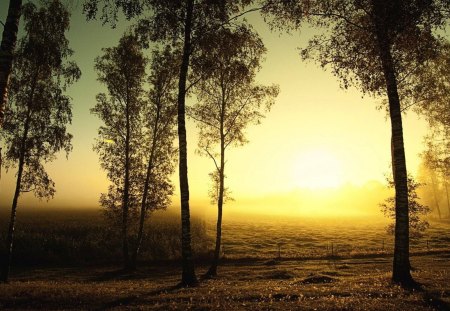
[0,252,449,310]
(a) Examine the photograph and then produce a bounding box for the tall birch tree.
[1,0,80,282]
[189,25,278,277]
[262,0,450,285]
[83,0,258,286]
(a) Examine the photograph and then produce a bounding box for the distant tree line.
[0,0,449,290]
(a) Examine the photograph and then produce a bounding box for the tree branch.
[204,147,219,172]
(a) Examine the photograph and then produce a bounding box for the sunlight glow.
[293,149,344,190]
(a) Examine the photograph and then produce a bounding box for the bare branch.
[204,147,219,172]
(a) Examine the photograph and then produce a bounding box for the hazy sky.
[0,2,434,217]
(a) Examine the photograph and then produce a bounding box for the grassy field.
[0,208,213,265]
[216,216,450,259]
[0,209,449,310]
[0,253,449,310]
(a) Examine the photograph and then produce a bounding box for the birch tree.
[83,0,258,286]
[263,0,449,286]
[1,0,80,282]
[92,35,177,270]
[189,25,278,277]
[0,0,22,127]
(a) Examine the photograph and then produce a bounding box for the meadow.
[0,208,449,310]
[1,208,450,265]
[217,215,450,259]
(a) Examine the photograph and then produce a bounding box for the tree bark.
[1,110,30,283]
[178,0,197,286]
[372,0,413,286]
[0,0,22,127]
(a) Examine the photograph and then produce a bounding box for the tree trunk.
[430,174,442,219]
[130,104,161,270]
[445,182,450,218]
[207,133,225,278]
[372,0,413,286]
[177,0,197,286]
[0,0,22,127]
[122,90,131,270]
[1,111,30,283]
[206,81,227,277]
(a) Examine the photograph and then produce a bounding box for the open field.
[0,253,449,310]
[216,216,450,259]
[0,209,449,309]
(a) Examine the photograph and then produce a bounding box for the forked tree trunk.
[372,0,413,286]
[1,112,30,283]
[177,0,197,286]
[0,0,22,127]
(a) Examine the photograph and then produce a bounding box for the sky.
[0,2,435,218]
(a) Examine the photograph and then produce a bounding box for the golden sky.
[0,4,431,217]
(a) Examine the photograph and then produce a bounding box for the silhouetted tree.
[130,47,178,269]
[92,34,147,270]
[189,25,278,277]
[381,175,431,238]
[262,0,450,286]
[92,35,177,270]
[83,0,258,286]
[423,135,449,218]
[411,42,450,217]
[0,0,22,127]
[0,0,80,282]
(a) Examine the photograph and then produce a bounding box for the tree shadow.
[404,282,450,311]
[93,284,182,311]
[90,265,177,282]
[420,289,450,311]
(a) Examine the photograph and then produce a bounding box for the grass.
[0,210,449,309]
[0,253,449,310]
[0,209,213,265]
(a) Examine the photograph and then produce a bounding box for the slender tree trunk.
[207,134,225,277]
[372,0,413,286]
[207,82,227,277]
[430,174,442,219]
[445,182,450,218]
[178,0,197,286]
[1,112,30,283]
[0,0,22,127]
[131,104,161,270]
[122,92,131,270]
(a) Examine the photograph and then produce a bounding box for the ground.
[0,252,449,310]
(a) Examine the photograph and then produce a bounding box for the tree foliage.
[189,24,278,276]
[263,0,449,96]
[1,0,80,283]
[261,0,450,285]
[2,0,80,200]
[91,34,177,268]
[381,175,431,238]
[0,0,22,127]
[83,0,261,285]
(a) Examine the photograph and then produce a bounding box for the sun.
[293,149,344,190]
